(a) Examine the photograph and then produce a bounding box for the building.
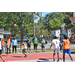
[51,29,71,40]
[0,29,11,38]
[51,29,60,40]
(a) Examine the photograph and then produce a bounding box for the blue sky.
[35,12,51,23]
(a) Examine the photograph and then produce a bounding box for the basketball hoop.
[69,17,75,23]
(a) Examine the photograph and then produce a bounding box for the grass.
[4,49,54,54]
[4,48,75,54]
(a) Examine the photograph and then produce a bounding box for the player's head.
[63,35,67,39]
[13,37,15,40]
[34,36,36,38]
[0,38,1,41]
[42,38,44,40]
[53,36,57,39]
[21,40,23,43]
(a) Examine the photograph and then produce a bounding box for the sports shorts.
[23,49,26,52]
[42,46,45,48]
[27,44,30,48]
[7,45,10,48]
[63,49,71,54]
[54,48,60,53]
[34,44,37,49]
[0,50,2,54]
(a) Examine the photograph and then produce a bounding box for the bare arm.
[49,42,53,50]
[17,44,22,47]
[8,33,12,38]
[59,42,62,46]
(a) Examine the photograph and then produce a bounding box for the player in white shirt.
[0,38,5,62]
[49,36,62,62]
[17,40,27,57]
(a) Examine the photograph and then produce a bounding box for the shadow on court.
[11,56,23,58]
[37,58,49,62]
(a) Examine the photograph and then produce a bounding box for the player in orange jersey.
[6,33,12,55]
[62,35,73,62]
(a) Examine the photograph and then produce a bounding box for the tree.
[0,12,40,38]
[43,12,64,31]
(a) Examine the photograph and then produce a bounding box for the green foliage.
[0,12,74,38]
[43,12,64,30]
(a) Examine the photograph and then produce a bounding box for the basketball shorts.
[7,45,10,48]
[23,49,26,52]
[42,46,45,48]
[34,44,37,49]
[0,50,2,54]
[63,49,71,54]
[27,44,30,48]
[54,48,60,53]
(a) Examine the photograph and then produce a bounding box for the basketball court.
[0,52,75,62]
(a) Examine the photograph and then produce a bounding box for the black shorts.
[0,50,2,54]
[42,46,45,48]
[27,44,30,48]
[23,49,26,52]
[34,44,37,49]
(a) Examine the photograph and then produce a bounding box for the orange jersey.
[7,38,10,45]
[62,39,70,49]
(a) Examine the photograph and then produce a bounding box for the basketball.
[14,24,17,27]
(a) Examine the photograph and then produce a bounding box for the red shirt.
[1,40,4,46]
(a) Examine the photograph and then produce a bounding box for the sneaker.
[24,54,27,57]
[6,53,9,55]
[53,59,55,62]
[57,59,59,62]
[3,60,5,62]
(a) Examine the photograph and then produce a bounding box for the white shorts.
[54,48,60,53]
[7,45,10,48]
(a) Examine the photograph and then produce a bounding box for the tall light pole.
[32,12,35,37]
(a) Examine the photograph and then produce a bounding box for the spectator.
[12,37,17,53]
[6,33,12,55]
[41,38,45,52]
[33,36,38,53]
[1,38,5,54]
[27,38,31,53]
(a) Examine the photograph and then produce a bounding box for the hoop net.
[69,17,75,23]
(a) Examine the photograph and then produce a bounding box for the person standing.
[62,35,73,62]
[27,38,31,53]
[0,38,5,62]
[6,33,12,55]
[12,37,17,53]
[41,38,45,52]
[1,38,5,54]
[49,36,62,62]
[33,36,38,53]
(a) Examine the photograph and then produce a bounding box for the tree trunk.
[20,12,23,41]
[32,12,35,37]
